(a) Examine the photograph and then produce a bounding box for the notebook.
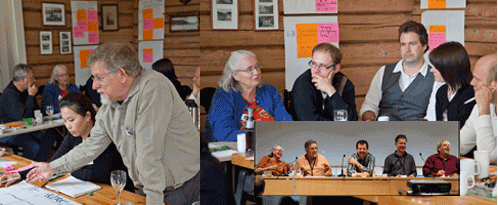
[44,175,101,198]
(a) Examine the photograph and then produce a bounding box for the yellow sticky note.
[142,8,153,19]
[296,23,319,58]
[429,25,446,33]
[80,50,91,68]
[77,9,87,22]
[153,18,164,29]
[143,30,153,40]
[428,0,446,9]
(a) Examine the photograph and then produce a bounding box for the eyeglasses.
[307,147,319,151]
[309,60,335,70]
[237,64,262,73]
[92,71,115,84]
[56,73,68,78]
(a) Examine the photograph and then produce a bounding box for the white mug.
[460,158,480,177]
[378,116,389,121]
[237,133,246,153]
[460,171,475,196]
[474,150,490,179]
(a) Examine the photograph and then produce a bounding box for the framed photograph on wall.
[255,0,278,30]
[212,0,238,30]
[42,3,65,26]
[170,14,199,32]
[102,4,119,31]
[60,31,72,54]
[40,31,53,55]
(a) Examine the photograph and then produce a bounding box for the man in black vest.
[291,43,358,121]
[360,20,441,121]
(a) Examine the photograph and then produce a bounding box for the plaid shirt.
[347,152,375,176]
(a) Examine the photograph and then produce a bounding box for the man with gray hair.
[0,64,56,161]
[422,140,459,176]
[460,53,497,163]
[26,41,200,205]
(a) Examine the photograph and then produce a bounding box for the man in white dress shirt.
[460,54,497,163]
[360,20,443,121]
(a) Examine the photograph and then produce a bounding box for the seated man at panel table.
[291,43,358,121]
[422,140,459,177]
[294,140,332,176]
[256,145,291,176]
[347,140,375,177]
[0,64,56,162]
[360,20,443,121]
[383,134,417,177]
[460,54,497,163]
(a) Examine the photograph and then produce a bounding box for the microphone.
[419,153,425,162]
[338,154,346,177]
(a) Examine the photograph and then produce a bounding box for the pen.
[464,97,475,104]
[1,176,20,184]
[46,174,64,181]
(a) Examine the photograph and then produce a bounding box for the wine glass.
[333,109,348,121]
[111,170,127,205]
[46,106,54,123]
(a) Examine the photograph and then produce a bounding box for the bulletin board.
[71,1,99,45]
[421,10,465,58]
[74,45,98,86]
[284,16,339,90]
[138,41,164,69]
[138,0,165,40]
[283,0,338,14]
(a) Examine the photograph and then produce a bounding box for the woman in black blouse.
[429,42,475,128]
[1,92,134,191]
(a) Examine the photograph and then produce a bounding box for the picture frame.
[59,31,72,54]
[170,14,199,32]
[212,0,238,30]
[42,2,65,26]
[40,31,53,55]
[255,0,278,30]
[102,4,119,31]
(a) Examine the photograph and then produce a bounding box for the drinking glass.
[111,170,127,205]
[333,109,348,121]
[46,106,54,123]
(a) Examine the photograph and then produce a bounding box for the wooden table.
[0,118,64,138]
[262,176,459,196]
[0,152,146,205]
[377,195,496,205]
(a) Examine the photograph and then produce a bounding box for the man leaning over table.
[422,140,459,177]
[26,41,200,205]
[294,139,332,176]
[0,64,56,162]
[383,134,417,177]
[460,54,497,163]
[360,20,443,121]
[347,140,375,177]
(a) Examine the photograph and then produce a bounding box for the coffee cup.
[237,133,246,153]
[474,150,490,179]
[460,158,480,177]
[460,171,475,196]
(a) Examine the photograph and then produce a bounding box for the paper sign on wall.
[284,0,338,14]
[315,0,337,12]
[139,0,165,40]
[71,1,98,45]
[138,41,164,69]
[428,25,446,51]
[74,45,98,86]
[296,23,339,58]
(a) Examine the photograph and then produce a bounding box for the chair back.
[200,87,216,113]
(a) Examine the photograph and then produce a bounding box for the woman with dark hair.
[1,92,134,191]
[152,58,189,100]
[256,145,291,175]
[428,42,475,128]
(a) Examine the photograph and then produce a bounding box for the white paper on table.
[211,150,238,159]
[0,158,17,167]
[246,156,254,161]
[0,181,80,205]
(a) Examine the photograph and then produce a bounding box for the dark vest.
[378,62,434,121]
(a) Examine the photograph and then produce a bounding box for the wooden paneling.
[200,0,497,127]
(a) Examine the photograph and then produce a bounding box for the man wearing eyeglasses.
[294,139,332,176]
[291,43,358,121]
[360,20,442,121]
[26,41,200,205]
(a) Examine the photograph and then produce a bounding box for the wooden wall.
[22,0,200,104]
[200,0,497,129]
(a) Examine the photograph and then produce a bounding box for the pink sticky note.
[316,0,337,12]
[428,32,446,51]
[88,32,99,44]
[143,52,153,63]
[143,19,153,30]
[73,26,84,37]
[78,21,88,31]
[318,23,339,43]
[87,10,98,22]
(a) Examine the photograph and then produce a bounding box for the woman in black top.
[429,42,475,129]
[1,92,134,191]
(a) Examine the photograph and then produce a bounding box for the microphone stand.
[338,154,346,177]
